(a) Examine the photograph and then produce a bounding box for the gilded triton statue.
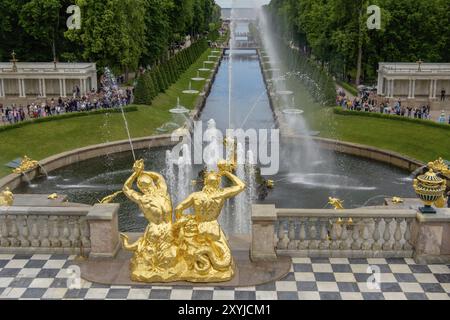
[174,160,245,282]
[120,159,178,282]
[119,159,245,283]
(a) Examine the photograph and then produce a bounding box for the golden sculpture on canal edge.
[120,159,245,283]
[12,156,39,174]
[0,187,14,206]
[328,197,344,210]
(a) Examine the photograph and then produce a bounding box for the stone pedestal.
[86,204,120,259]
[413,209,450,264]
[251,204,278,262]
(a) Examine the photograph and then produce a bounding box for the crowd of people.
[0,83,133,125]
[336,88,450,125]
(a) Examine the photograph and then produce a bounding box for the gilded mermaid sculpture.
[119,159,245,283]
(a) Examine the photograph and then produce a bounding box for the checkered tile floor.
[0,254,449,300]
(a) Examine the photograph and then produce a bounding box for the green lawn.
[0,49,215,178]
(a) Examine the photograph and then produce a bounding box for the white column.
[79,79,84,95]
[0,79,4,97]
[18,79,26,97]
[84,78,88,94]
[62,79,67,97]
[429,79,433,99]
[377,73,384,95]
[42,79,46,97]
[59,79,63,97]
[408,79,412,98]
[433,80,438,99]
[410,79,415,99]
[385,79,390,97]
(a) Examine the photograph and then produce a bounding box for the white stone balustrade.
[0,204,119,257]
[251,205,421,261]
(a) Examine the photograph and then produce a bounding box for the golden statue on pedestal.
[13,156,39,174]
[328,197,344,210]
[0,187,14,206]
[120,159,245,283]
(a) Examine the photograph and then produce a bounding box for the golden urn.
[413,169,446,214]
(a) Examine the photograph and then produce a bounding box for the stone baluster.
[19,216,31,247]
[0,216,9,247]
[277,220,289,250]
[319,219,330,250]
[403,219,413,251]
[70,218,81,248]
[298,218,308,249]
[287,219,297,250]
[80,218,91,248]
[339,223,349,250]
[329,219,340,250]
[50,216,61,247]
[382,218,393,250]
[30,216,40,247]
[40,216,51,247]
[9,216,20,247]
[361,219,371,250]
[393,218,403,251]
[60,217,71,247]
[308,218,318,250]
[351,219,362,250]
[372,218,382,251]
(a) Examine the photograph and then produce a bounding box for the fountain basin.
[182,90,200,95]
[282,109,304,115]
[276,90,294,96]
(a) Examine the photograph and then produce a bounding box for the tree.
[66,0,146,78]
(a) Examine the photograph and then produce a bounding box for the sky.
[215,0,270,8]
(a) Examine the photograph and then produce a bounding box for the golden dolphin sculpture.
[120,159,245,283]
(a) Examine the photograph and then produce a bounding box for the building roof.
[0,62,97,77]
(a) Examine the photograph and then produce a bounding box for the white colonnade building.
[377,62,450,110]
[0,62,97,100]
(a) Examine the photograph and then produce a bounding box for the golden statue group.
[119,158,245,283]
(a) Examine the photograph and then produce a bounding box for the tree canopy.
[265,0,450,83]
[0,0,221,75]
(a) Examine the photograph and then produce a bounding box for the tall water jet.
[103,67,136,161]
[164,150,176,200]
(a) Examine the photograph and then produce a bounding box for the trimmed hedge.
[134,39,209,105]
[337,81,358,97]
[333,107,450,130]
[0,106,138,134]
[272,39,336,106]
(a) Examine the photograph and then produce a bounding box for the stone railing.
[251,205,450,264]
[0,203,119,258]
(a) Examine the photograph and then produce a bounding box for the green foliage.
[266,0,450,83]
[0,0,220,74]
[134,39,209,104]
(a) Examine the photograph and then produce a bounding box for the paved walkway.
[0,254,449,300]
